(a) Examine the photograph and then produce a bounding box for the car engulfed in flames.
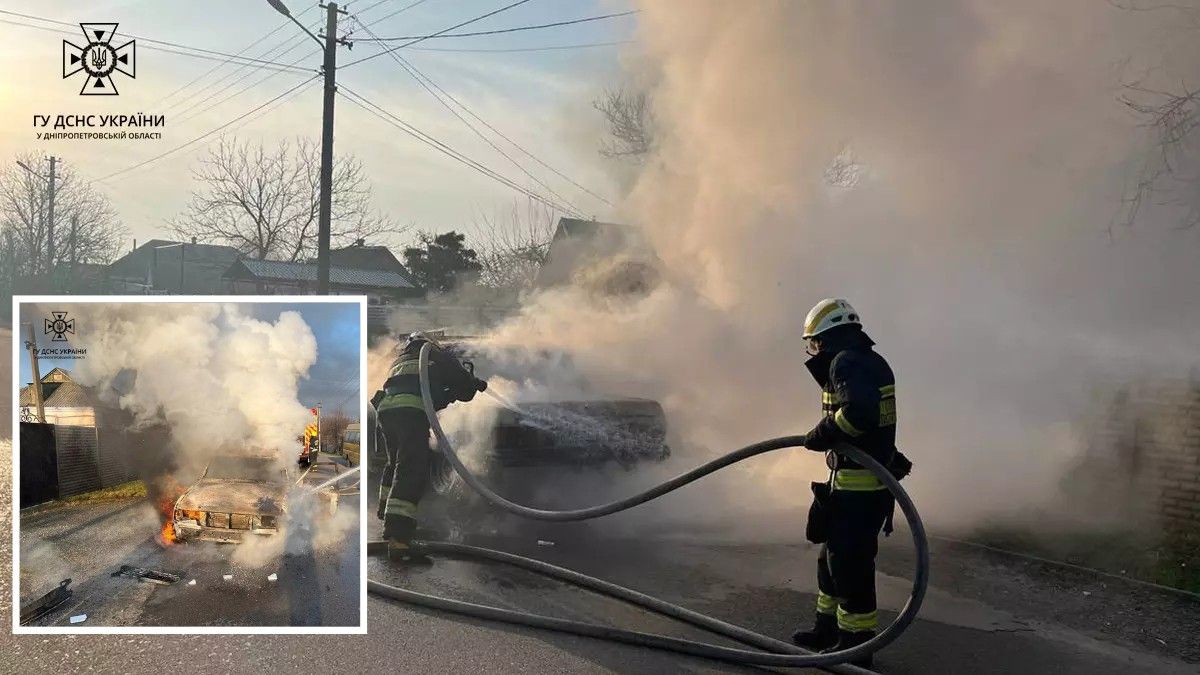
[172,454,287,544]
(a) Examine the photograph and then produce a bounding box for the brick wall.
[1090,378,1200,534]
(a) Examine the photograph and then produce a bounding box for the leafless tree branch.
[594,87,655,163]
[170,136,397,260]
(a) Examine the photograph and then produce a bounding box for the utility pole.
[24,323,45,423]
[46,156,56,271]
[316,2,342,295]
[267,0,349,295]
[15,156,58,275]
[69,213,77,268]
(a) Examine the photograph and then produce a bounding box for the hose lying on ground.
[366,342,930,670]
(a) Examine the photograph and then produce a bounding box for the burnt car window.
[204,456,279,482]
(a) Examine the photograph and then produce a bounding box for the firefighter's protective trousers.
[378,406,432,542]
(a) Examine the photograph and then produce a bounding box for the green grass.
[968,523,1200,594]
[58,480,147,504]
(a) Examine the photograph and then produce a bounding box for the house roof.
[19,369,95,407]
[534,218,649,288]
[107,239,244,293]
[329,245,409,273]
[224,258,419,290]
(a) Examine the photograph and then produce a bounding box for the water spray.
[307,466,360,492]
[366,343,930,672]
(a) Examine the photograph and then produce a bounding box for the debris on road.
[223,574,233,581]
[537,540,555,547]
[112,565,183,585]
[267,573,278,582]
[188,579,197,586]
[19,579,73,626]
[69,614,87,624]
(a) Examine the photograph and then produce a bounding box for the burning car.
[373,338,671,499]
[172,454,287,543]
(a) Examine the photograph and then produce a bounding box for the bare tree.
[594,87,655,162]
[473,198,561,292]
[0,152,124,277]
[321,409,352,452]
[170,137,396,260]
[1113,2,1200,231]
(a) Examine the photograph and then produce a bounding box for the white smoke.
[58,302,318,476]
[480,0,1200,532]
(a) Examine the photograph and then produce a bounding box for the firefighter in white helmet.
[792,299,912,668]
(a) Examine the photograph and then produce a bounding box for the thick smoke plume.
[478,1,1200,533]
[62,302,318,476]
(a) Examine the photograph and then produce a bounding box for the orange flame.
[154,479,186,547]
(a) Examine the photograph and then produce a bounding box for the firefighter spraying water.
[366,301,927,672]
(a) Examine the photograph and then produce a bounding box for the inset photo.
[12,297,365,632]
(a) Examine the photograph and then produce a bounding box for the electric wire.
[0,18,310,74]
[94,76,319,183]
[409,40,631,53]
[355,0,433,30]
[0,9,316,71]
[352,18,585,216]
[173,48,317,125]
[360,9,638,40]
[166,18,324,117]
[158,4,319,107]
[342,0,534,68]
[338,85,577,213]
[386,42,614,206]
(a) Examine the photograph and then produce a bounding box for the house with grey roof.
[222,257,423,301]
[534,217,659,293]
[19,368,100,426]
[106,238,243,294]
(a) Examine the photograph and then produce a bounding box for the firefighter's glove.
[803,425,831,451]
[474,377,488,393]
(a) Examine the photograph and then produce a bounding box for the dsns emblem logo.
[63,23,136,95]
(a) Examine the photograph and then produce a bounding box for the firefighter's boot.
[387,539,432,566]
[822,629,876,668]
[791,613,838,651]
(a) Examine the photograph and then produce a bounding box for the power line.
[0,9,316,71]
[409,39,631,53]
[338,85,575,213]
[158,4,320,106]
[165,17,324,115]
[361,9,638,41]
[352,18,583,215]
[0,18,311,73]
[356,0,436,30]
[94,76,319,184]
[390,48,613,207]
[173,49,316,125]
[343,0,534,68]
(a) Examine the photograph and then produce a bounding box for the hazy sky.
[0,0,633,254]
[17,301,362,414]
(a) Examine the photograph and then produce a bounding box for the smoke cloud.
[476,1,1200,533]
[61,302,318,476]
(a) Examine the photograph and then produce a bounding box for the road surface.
[15,453,359,628]
[2,443,1198,673]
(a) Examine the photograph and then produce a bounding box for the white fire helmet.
[802,298,862,339]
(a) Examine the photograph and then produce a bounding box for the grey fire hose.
[366,342,930,671]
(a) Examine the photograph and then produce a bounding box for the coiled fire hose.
[366,342,930,672]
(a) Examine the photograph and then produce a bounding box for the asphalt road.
[2,442,1199,673]
[15,454,360,628]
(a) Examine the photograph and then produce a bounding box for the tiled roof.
[19,380,93,407]
[226,258,418,289]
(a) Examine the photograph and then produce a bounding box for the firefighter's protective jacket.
[376,337,478,413]
[803,327,897,471]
